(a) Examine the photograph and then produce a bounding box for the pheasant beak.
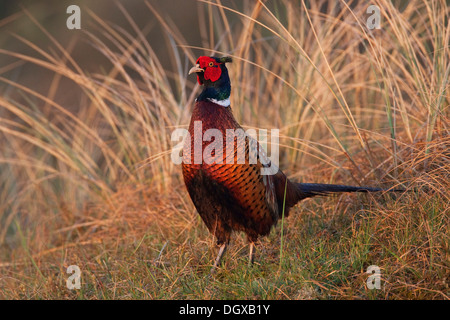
[188,64,204,75]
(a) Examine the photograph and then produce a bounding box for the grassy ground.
[1,184,448,299]
[0,0,448,299]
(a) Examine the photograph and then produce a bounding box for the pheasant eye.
[208,62,214,67]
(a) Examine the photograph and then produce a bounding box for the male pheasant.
[182,56,391,273]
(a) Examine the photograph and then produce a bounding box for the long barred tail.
[296,183,404,197]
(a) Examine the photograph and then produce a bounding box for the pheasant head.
[189,56,233,106]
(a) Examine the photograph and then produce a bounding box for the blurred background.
[0,0,210,106]
[0,0,448,299]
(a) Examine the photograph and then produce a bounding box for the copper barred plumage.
[182,56,401,273]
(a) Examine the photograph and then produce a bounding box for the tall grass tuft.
[0,0,448,299]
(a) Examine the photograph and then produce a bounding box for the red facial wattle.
[196,56,222,85]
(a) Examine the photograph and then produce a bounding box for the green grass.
[0,0,449,299]
[1,188,447,299]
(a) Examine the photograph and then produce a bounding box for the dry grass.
[0,0,448,299]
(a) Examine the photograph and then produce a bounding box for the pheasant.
[182,56,394,273]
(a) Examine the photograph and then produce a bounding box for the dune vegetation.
[0,0,448,299]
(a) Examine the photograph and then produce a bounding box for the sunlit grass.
[0,0,448,299]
